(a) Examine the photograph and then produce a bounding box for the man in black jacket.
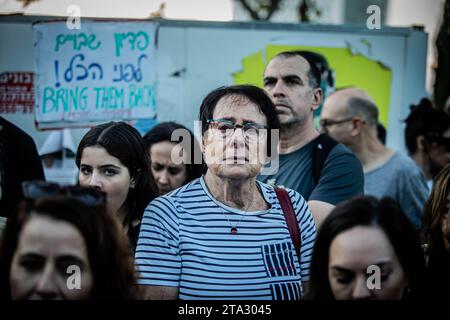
[0,117,45,217]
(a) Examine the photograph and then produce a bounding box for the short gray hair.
[347,97,379,128]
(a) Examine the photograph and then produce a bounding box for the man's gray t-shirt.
[258,138,364,205]
[364,151,429,230]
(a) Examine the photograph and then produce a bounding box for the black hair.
[198,85,280,156]
[377,122,386,145]
[273,51,322,89]
[306,196,425,300]
[404,98,450,154]
[143,121,204,183]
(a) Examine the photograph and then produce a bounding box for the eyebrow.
[80,164,121,170]
[264,75,303,81]
[99,164,121,170]
[18,253,86,267]
[213,117,263,125]
[331,262,393,273]
[57,255,87,268]
[18,252,44,260]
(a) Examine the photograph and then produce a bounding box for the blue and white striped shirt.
[135,177,316,300]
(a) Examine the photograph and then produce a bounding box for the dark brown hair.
[143,121,204,184]
[76,121,157,239]
[306,196,425,300]
[422,164,450,254]
[0,196,140,300]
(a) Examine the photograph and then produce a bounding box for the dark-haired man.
[258,52,364,228]
[404,98,450,187]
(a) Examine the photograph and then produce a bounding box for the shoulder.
[145,178,204,213]
[328,143,358,159]
[322,143,363,175]
[384,152,425,180]
[0,117,33,142]
[393,152,421,171]
[258,180,301,199]
[260,182,308,213]
[165,177,203,199]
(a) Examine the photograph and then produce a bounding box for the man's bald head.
[326,88,379,128]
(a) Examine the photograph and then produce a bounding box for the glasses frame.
[206,118,269,139]
[319,117,355,128]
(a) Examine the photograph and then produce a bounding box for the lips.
[275,104,290,112]
[223,156,248,163]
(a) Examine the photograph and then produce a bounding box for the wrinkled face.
[441,192,450,252]
[263,56,320,127]
[202,94,268,180]
[10,215,93,300]
[328,226,406,300]
[320,96,354,145]
[150,141,188,195]
[78,146,133,216]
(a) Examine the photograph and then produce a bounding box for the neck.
[412,152,432,180]
[279,119,319,154]
[204,172,261,210]
[351,132,393,172]
[116,205,129,227]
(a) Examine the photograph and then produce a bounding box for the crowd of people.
[0,50,449,300]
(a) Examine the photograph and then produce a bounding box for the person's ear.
[130,169,141,189]
[350,118,365,137]
[416,135,426,152]
[311,87,323,111]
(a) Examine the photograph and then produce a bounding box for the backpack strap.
[311,133,338,185]
[275,187,301,259]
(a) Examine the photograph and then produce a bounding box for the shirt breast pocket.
[261,241,298,278]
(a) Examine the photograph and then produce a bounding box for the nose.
[34,263,58,300]
[88,171,102,190]
[271,80,286,98]
[228,128,247,159]
[230,127,247,146]
[351,275,371,300]
[156,169,170,186]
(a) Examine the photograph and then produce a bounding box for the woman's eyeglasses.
[206,119,269,139]
[22,181,105,207]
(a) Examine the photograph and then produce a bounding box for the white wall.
[386,0,445,93]
[0,23,89,148]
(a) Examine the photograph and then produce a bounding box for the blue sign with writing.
[33,21,158,128]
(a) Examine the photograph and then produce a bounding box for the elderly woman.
[135,85,316,300]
